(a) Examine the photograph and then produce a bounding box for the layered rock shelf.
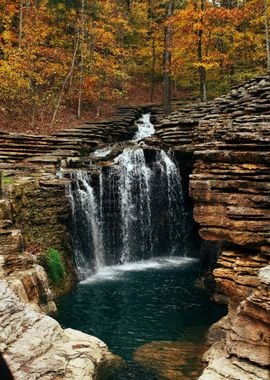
[155,74,270,379]
[152,74,270,151]
[0,106,143,170]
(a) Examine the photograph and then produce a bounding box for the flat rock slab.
[133,341,207,379]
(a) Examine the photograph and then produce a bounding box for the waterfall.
[68,172,105,279]
[134,113,155,140]
[158,150,187,256]
[114,148,153,263]
[67,115,188,280]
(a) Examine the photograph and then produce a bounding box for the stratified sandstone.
[0,106,143,170]
[155,74,270,379]
[0,281,113,380]
[0,196,56,315]
[199,266,270,380]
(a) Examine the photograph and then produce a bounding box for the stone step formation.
[153,74,270,380]
[152,74,270,151]
[0,106,144,170]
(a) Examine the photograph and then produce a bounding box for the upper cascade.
[133,113,155,141]
[67,115,187,280]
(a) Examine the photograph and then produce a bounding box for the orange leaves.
[0,0,268,121]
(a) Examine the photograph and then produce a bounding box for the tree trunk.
[51,33,79,128]
[163,0,175,115]
[265,0,270,71]
[198,0,207,102]
[77,0,85,120]
[19,0,23,47]
[151,36,156,102]
[147,0,156,102]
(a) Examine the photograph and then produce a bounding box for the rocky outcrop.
[0,281,113,380]
[154,74,270,379]
[0,173,76,297]
[152,74,270,150]
[189,110,270,380]
[199,266,270,380]
[5,175,72,258]
[0,197,56,315]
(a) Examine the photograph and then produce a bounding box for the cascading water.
[134,113,155,140]
[57,113,227,374]
[68,172,105,280]
[67,113,188,280]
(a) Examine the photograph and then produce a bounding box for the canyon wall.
[0,78,269,379]
[153,74,270,379]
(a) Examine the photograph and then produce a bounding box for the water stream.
[67,115,187,279]
[57,113,226,378]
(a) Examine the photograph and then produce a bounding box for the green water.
[56,258,225,366]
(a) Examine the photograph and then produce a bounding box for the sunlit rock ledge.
[0,281,114,380]
[198,265,270,380]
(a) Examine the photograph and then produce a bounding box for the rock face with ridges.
[0,196,57,315]
[0,107,143,170]
[155,74,270,379]
[153,74,270,150]
[0,281,113,380]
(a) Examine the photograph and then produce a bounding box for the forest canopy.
[0,0,269,129]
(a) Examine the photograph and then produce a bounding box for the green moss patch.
[38,248,66,286]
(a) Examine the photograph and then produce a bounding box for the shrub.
[39,248,65,286]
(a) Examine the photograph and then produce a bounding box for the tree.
[197,0,207,101]
[163,0,175,114]
[265,0,270,70]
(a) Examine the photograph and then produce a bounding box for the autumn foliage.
[0,0,269,130]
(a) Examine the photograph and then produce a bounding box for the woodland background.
[0,0,269,133]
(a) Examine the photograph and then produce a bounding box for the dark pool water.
[56,257,225,364]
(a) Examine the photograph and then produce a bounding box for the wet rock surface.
[133,341,207,379]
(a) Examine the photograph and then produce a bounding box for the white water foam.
[92,147,112,157]
[133,113,155,141]
[80,257,197,284]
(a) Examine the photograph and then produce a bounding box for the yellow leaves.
[0,60,29,107]
[193,61,219,70]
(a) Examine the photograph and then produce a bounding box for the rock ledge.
[0,281,113,380]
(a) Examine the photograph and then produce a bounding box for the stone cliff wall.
[190,118,270,379]
[154,74,270,379]
[0,191,57,315]
[1,174,76,297]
